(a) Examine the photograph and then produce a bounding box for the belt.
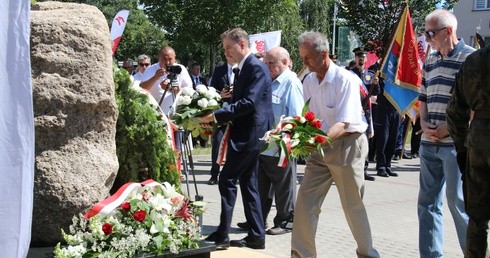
[342,132,361,137]
[473,110,490,120]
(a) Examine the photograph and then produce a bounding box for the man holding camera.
[140,45,192,115]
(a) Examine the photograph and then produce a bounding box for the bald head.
[265,47,291,79]
[159,46,177,67]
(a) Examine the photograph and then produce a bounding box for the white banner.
[110,9,130,55]
[0,0,34,257]
[249,30,282,54]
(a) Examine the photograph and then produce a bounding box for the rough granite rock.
[30,1,118,246]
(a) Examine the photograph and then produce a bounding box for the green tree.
[139,0,305,73]
[41,0,167,62]
[338,0,459,58]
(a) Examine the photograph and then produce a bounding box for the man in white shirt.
[290,31,379,258]
[133,54,151,82]
[140,46,192,115]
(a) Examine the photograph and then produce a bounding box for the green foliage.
[139,0,306,73]
[338,0,459,58]
[113,65,180,192]
[45,0,167,62]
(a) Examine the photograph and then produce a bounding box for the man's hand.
[420,119,439,141]
[221,86,233,99]
[160,79,171,90]
[198,114,215,129]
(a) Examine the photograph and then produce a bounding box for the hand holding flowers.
[170,85,222,139]
[261,100,332,167]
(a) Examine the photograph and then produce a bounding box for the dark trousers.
[464,149,490,257]
[258,155,296,228]
[411,117,421,155]
[217,148,265,240]
[375,104,400,171]
[210,127,226,178]
[395,115,409,155]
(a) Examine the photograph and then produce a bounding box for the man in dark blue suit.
[199,28,273,250]
[207,61,235,185]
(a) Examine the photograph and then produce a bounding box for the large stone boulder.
[30,1,118,246]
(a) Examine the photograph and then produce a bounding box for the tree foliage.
[338,0,459,58]
[42,0,167,62]
[139,0,305,73]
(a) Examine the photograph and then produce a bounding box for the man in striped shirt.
[417,9,474,258]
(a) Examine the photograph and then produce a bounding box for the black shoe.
[364,173,375,181]
[393,155,400,161]
[402,153,412,159]
[237,221,250,229]
[386,168,398,177]
[237,221,268,230]
[377,170,389,177]
[297,157,306,165]
[207,176,218,185]
[266,226,291,235]
[230,236,265,249]
[205,232,230,250]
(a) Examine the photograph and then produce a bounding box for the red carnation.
[314,135,326,143]
[133,210,147,222]
[311,120,322,128]
[102,223,113,235]
[121,202,131,212]
[304,111,315,122]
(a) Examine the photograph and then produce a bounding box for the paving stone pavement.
[187,154,466,258]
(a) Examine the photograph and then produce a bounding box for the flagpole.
[365,3,407,110]
[332,3,338,55]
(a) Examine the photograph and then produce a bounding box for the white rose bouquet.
[171,84,222,139]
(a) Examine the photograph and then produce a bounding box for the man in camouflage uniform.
[447,44,490,258]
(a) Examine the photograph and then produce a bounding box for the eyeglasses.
[424,27,446,39]
[138,63,151,67]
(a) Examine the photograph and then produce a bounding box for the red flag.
[379,4,422,115]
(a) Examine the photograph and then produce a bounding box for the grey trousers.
[291,133,379,258]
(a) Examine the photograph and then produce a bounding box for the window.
[475,0,490,9]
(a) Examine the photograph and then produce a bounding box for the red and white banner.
[110,9,129,55]
[249,30,282,54]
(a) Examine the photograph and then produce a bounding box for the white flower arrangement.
[171,84,223,139]
[54,180,205,258]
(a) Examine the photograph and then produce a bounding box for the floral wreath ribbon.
[84,179,168,219]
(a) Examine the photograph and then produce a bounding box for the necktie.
[232,68,240,85]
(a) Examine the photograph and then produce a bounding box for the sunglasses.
[138,63,151,67]
[424,27,446,39]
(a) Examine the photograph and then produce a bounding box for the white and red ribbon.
[277,132,291,168]
[84,179,163,219]
[216,124,231,165]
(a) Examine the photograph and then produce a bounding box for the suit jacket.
[214,54,274,152]
[191,75,207,89]
[210,63,229,92]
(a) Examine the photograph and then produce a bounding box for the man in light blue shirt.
[237,47,304,235]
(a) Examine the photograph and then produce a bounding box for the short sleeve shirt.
[302,62,367,133]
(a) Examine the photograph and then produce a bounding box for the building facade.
[453,0,490,47]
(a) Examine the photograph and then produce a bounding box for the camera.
[166,65,182,74]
